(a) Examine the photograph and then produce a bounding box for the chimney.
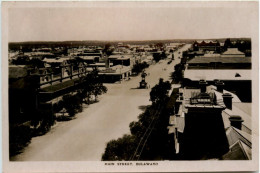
[229,115,244,130]
[222,93,233,109]
[199,79,208,93]
[215,80,225,93]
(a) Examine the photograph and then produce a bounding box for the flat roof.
[184,69,251,81]
[187,56,251,64]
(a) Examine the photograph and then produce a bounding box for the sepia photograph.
[2,1,259,172]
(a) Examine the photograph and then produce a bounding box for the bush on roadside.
[61,94,83,117]
[55,115,74,122]
[9,124,32,157]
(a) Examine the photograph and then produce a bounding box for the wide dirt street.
[12,44,191,161]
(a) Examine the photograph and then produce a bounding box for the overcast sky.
[8,2,258,42]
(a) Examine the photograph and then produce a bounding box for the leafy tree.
[132,62,149,74]
[155,42,164,48]
[171,63,185,83]
[224,38,232,50]
[161,51,167,59]
[93,81,107,102]
[102,134,137,161]
[9,124,32,157]
[150,78,171,105]
[153,53,161,62]
[12,55,30,65]
[61,94,82,116]
[26,58,45,68]
[103,43,113,56]
[77,68,107,104]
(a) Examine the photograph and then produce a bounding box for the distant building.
[98,65,132,83]
[108,55,131,67]
[193,40,220,52]
[78,56,99,64]
[222,48,246,58]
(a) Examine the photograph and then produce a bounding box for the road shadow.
[130,87,140,90]
[138,105,150,111]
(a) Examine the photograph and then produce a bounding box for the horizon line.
[8,37,251,43]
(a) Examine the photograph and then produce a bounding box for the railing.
[39,66,88,87]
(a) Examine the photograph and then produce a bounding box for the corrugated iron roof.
[184,69,251,81]
[187,56,251,64]
[226,126,251,148]
[222,140,251,160]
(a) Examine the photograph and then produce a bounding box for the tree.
[132,62,149,74]
[61,94,82,116]
[171,63,185,83]
[93,81,107,102]
[161,51,167,59]
[26,58,45,68]
[103,43,113,56]
[102,134,137,161]
[12,55,30,65]
[153,53,161,62]
[224,38,232,50]
[76,68,107,104]
[155,42,164,48]
[150,78,171,105]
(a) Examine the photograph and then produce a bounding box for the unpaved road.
[12,44,191,161]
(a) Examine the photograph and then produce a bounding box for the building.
[186,56,251,69]
[168,81,229,159]
[168,80,252,160]
[183,69,251,102]
[193,40,220,52]
[222,48,246,58]
[108,55,131,67]
[9,65,41,123]
[98,65,132,83]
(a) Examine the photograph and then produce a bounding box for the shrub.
[9,124,32,157]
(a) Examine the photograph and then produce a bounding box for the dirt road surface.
[12,44,191,161]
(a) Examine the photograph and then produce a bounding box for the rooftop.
[194,40,220,46]
[184,69,251,81]
[43,57,72,63]
[226,126,251,149]
[222,102,251,131]
[108,55,132,60]
[78,56,98,60]
[187,56,251,64]
[181,87,226,108]
[222,48,245,55]
[222,140,251,160]
[9,65,28,78]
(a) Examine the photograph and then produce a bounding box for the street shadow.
[130,87,140,90]
[138,105,150,111]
